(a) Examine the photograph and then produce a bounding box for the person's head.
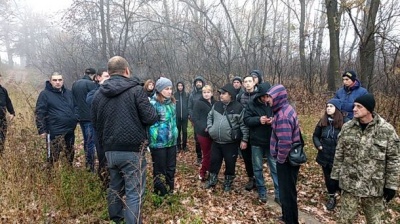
[232,76,242,90]
[144,79,155,91]
[326,99,341,116]
[202,85,213,100]
[155,77,173,99]
[195,80,203,89]
[319,99,345,129]
[108,56,130,77]
[353,94,375,121]
[243,75,256,92]
[84,68,96,80]
[95,68,110,84]
[250,70,263,85]
[49,72,64,90]
[177,82,184,92]
[342,71,357,87]
[218,83,236,104]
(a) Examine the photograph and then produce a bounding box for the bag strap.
[225,110,233,129]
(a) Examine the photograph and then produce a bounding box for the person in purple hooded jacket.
[264,84,301,224]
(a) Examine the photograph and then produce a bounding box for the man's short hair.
[96,68,108,76]
[49,72,62,79]
[108,56,129,75]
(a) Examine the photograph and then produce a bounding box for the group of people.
[22,57,399,224]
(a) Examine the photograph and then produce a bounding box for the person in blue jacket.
[334,71,368,119]
[35,72,78,166]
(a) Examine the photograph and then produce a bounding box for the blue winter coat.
[334,80,368,119]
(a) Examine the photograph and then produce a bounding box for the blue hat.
[327,99,341,111]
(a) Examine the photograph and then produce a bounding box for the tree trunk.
[99,0,108,61]
[325,0,341,91]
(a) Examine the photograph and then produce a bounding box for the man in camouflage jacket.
[331,94,400,223]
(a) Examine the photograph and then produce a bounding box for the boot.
[326,194,336,211]
[223,175,235,192]
[205,173,218,189]
[245,177,256,191]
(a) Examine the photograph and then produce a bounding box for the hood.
[99,75,139,97]
[267,84,288,112]
[254,82,272,101]
[250,70,263,84]
[45,81,66,93]
[176,81,185,91]
[192,76,206,87]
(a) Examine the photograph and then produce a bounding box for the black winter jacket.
[72,75,97,121]
[188,76,206,118]
[35,81,78,136]
[192,97,215,137]
[243,97,273,147]
[312,118,348,167]
[91,75,158,152]
[173,81,189,121]
[0,85,15,119]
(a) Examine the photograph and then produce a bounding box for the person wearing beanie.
[205,83,249,192]
[332,93,400,223]
[250,70,263,85]
[334,70,368,119]
[232,76,243,94]
[313,98,349,211]
[148,77,178,196]
[188,76,206,166]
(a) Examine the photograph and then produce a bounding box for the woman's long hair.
[144,79,155,91]
[319,107,345,129]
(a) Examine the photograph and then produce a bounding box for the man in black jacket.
[244,82,279,204]
[91,56,157,224]
[35,72,78,165]
[72,68,97,172]
[0,74,15,155]
[174,81,189,152]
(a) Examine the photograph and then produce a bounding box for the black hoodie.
[188,76,206,117]
[91,75,158,152]
[173,81,189,121]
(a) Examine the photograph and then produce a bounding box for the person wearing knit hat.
[334,70,368,119]
[313,98,348,211]
[148,76,178,196]
[354,93,375,114]
[331,92,400,223]
[250,70,263,85]
[232,76,243,95]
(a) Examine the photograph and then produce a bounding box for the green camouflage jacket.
[331,113,400,197]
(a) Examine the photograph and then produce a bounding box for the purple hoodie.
[268,84,301,164]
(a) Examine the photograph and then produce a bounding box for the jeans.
[176,118,188,149]
[150,146,177,195]
[106,151,146,224]
[277,161,300,224]
[47,131,75,165]
[252,145,279,199]
[80,121,96,172]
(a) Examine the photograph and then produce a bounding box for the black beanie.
[232,76,242,84]
[354,93,375,113]
[342,70,357,82]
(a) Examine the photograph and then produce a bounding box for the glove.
[383,188,396,202]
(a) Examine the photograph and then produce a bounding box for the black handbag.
[288,131,307,166]
[225,112,242,141]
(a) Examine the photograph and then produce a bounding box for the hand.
[240,141,247,150]
[40,133,47,139]
[383,188,396,202]
[260,116,268,125]
[265,117,273,125]
[205,128,208,132]
[8,114,15,121]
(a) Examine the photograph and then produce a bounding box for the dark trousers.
[241,143,254,178]
[193,130,202,159]
[0,118,7,154]
[322,164,339,194]
[176,118,188,149]
[277,161,300,224]
[47,131,75,165]
[209,142,239,176]
[150,146,177,195]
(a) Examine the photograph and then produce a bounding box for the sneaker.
[245,177,256,191]
[198,174,206,182]
[259,193,267,203]
[326,197,336,211]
